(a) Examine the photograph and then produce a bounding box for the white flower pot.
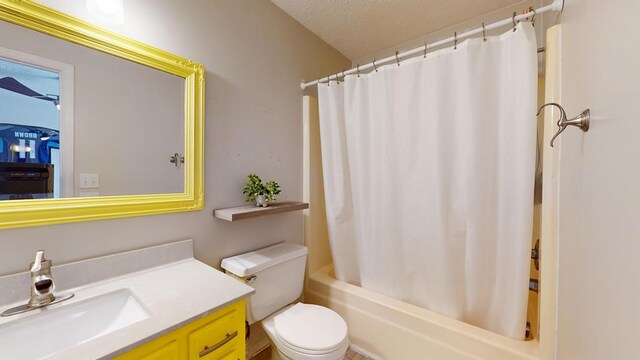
[255,195,268,207]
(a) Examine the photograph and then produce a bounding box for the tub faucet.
[28,250,55,308]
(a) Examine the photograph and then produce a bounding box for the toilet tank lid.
[221,242,308,277]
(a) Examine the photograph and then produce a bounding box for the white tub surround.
[0,239,254,360]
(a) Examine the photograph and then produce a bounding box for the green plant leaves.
[242,173,281,203]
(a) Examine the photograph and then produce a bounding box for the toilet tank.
[221,242,308,324]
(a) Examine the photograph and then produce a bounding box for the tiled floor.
[345,347,374,360]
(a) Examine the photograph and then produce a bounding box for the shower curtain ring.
[395,51,400,66]
[454,31,458,50]
[373,59,378,72]
[529,8,536,27]
[357,64,360,77]
[336,73,340,85]
[482,22,487,42]
[512,12,518,31]
[424,43,428,58]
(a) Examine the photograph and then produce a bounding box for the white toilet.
[221,243,349,360]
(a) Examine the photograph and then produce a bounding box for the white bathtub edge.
[305,265,539,360]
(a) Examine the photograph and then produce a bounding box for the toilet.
[221,243,349,360]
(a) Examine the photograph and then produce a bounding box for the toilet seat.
[273,303,348,355]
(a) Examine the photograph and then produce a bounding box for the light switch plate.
[79,173,99,189]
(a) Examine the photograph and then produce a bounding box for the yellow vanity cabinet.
[116,300,246,360]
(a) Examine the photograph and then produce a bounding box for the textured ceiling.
[271,0,526,60]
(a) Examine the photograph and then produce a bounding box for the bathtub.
[304,265,538,360]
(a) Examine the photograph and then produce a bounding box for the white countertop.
[0,240,255,359]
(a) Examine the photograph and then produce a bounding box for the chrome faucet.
[28,250,55,308]
[1,250,74,317]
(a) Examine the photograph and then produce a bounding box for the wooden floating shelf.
[213,201,309,221]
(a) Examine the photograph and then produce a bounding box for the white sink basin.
[0,289,149,360]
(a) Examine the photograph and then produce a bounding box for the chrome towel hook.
[537,103,590,147]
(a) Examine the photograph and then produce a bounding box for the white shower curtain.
[318,23,537,339]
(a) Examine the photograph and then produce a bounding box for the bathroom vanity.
[0,240,254,359]
[117,300,245,359]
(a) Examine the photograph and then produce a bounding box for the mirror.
[0,0,204,229]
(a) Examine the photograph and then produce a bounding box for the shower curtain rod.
[300,0,564,90]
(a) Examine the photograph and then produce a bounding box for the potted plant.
[242,173,281,207]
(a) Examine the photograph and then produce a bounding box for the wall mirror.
[0,0,204,229]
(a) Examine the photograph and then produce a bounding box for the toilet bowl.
[220,243,349,360]
[263,303,349,360]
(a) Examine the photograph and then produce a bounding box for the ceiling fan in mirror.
[0,76,59,110]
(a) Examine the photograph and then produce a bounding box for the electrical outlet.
[79,173,99,189]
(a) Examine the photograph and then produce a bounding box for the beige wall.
[556,0,640,359]
[0,0,350,275]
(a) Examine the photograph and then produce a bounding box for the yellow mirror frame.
[0,0,204,229]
